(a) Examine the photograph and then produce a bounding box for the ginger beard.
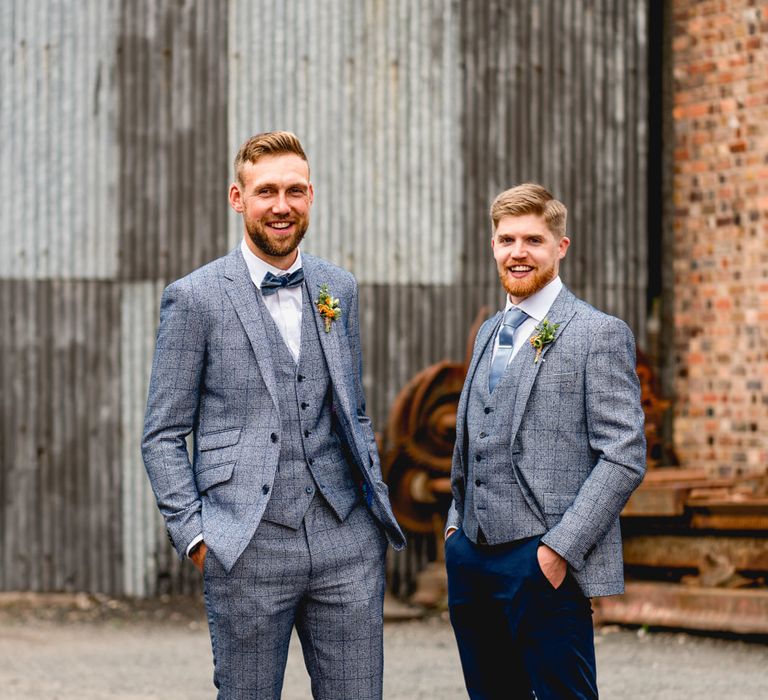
[496,256,558,300]
[245,214,308,259]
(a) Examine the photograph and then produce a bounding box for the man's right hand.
[445,527,457,541]
[190,542,208,573]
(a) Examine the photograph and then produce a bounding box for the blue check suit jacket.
[142,247,405,572]
[447,287,646,597]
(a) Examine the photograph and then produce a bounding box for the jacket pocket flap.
[543,492,576,514]
[196,462,235,492]
[199,428,242,451]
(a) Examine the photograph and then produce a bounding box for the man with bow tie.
[444,183,646,699]
[142,131,405,699]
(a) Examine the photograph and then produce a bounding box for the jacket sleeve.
[345,277,384,481]
[540,316,646,571]
[141,279,206,559]
[445,499,462,533]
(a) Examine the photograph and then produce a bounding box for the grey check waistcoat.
[462,333,545,544]
[258,285,360,529]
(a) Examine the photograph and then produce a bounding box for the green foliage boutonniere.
[529,318,560,363]
[315,283,342,332]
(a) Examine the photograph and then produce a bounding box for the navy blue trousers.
[446,530,598,700]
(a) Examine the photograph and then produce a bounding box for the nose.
[271,192,290,214]
[509,240,527,259]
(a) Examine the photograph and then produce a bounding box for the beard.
[497,259,557,300]
[246,217,308,258]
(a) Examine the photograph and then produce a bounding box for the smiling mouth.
[507,265,534,275]
[268,221,293,230]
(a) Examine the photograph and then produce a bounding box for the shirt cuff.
[186,533,204,558]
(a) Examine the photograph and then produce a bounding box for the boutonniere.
[315,283,342,332]
[529,318,560,363]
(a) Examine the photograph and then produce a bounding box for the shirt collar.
[240,238,303,289]
[503,276,563,322]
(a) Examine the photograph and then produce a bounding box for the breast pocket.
[536,370,577,390]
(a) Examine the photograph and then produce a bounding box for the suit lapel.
[223,248,280,414]
[507,287,578,446]
[302,257,357,424]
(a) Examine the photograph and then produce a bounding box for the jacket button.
[262,485,270,494]
[301,402,308,410]
[297,374,304,382]
[475,454,482,462]
[484,407,493,414]
[270,433,278,443]
[479,432,487,438]
[304,430,310,438]
[308,458,314,466]
[305,486,314,494]
[475,479,482,487]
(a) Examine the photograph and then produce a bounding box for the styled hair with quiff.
[490,183,567,239]
[233,131,309,185]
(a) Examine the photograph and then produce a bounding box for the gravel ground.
[1,594,766,699]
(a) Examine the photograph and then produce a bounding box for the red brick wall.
[672,0,768,476]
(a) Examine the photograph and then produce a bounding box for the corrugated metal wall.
[1,0,649,596]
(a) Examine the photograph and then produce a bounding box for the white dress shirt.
[491,276,563,364]
[240,237,303,362]
[186,240,305,557]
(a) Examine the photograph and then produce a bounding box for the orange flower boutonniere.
[315,283,342,332]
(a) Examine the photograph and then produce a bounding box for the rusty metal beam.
[593,582,768,635]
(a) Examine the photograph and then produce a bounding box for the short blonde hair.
[490,183,567,238]
[233,131,308,185]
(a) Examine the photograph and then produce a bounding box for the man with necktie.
[445,183,646,699]
[142,131,405,699]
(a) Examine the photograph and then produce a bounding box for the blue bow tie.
[260,269,305,296]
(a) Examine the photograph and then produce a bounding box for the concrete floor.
[1,594,766,699]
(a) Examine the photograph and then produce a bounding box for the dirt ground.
[1,593,766,699]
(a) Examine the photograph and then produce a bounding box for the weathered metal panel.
[458,0,649,345]
[228,0,464,286]
[0,1,119,280]
[1,0,650,598]
[116,0,230,282]
[0,281,122,592]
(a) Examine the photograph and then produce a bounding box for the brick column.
[672,0,768,475]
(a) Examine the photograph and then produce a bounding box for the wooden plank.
[690,513,768,532]
[623,535,768,571]
[623,486,689,516]
[594,582,768,635]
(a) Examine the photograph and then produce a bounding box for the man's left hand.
[537,544,567,589]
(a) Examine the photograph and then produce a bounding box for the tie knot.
[503,307,528,330]
[497,307,528,348]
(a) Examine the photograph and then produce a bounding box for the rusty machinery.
[382,309,488,541]
[383,311,768,633]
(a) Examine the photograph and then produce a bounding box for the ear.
[558,235,571,259]
[308,182,315,205]
[228,182,244,213]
